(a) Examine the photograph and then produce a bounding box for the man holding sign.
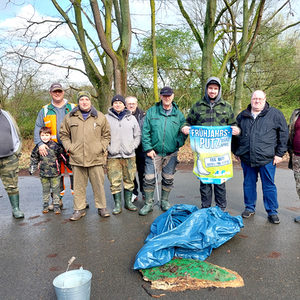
[182,77,240,210]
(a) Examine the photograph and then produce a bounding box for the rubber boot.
[161,189,171,211]
[112,192,122,215]
[124,189,137,211]
[139,190,154,216]
[8,193,24,219]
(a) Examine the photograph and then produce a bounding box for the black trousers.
[133,149,145,196]
[200,182,226,210]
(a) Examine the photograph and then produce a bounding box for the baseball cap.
[49,83,64,92]
[160,86,174,96]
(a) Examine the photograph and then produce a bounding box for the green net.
[141,258,237,282]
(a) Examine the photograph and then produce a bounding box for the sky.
[0,0,174,87]
[0,0,299,89]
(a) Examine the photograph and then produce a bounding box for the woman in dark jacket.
[288,108,300,223]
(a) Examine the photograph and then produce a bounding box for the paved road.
[0,164,299,300]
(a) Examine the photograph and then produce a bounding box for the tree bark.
[150,0,159,102]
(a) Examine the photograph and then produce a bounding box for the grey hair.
[125,96,138,103]
[251,90,266,99]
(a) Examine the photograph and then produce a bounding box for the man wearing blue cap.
[140,86,186,215]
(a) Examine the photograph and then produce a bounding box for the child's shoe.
[54,204,61,215]
[43,203,49,214]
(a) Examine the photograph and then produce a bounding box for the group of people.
[29,83,187,221]
[0,77,299,224]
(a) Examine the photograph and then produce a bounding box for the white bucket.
[53,267,92,300]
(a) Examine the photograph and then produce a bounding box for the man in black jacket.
[233,90,288,224]
[125,96,146,202]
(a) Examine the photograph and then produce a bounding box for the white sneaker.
[131,194,138,202]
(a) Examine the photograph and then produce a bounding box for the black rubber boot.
[112,192,122,215]
[139,190,154,216]
[124,189,137,211]
[8,193,24,219]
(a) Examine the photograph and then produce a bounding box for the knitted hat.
[77,91,91,102]
[111,94,125,106]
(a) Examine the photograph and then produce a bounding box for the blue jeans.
[241,160,278,216]
[143,152,178,192]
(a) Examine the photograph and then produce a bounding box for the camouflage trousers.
[0,154,19,195]
[107,157,136,194]
[292,153,300,200]
[40,176,60,205]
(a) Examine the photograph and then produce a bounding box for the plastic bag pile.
[134,204,243,270]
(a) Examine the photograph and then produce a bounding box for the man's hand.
[38,144,49,157]
[234,155,240,162]
[181,126,190,135]
[231,126,241,136]
[273,155,282,165]
[147,150,156,160]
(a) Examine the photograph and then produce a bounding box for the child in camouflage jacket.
[29,127,68,214]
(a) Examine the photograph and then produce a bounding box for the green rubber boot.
[9,193,24,219]
[124,189,137,211]
[112,192,122,215]
[139,190,154,216]
[161,189,171,211]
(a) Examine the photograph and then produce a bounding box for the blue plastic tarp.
[134,204,244,270]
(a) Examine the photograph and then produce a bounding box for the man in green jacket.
[140,86,186,216]
[181,77,240,211]
[60,91,111,221]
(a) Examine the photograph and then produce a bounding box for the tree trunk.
[233,62,246,115]
[150,0,159,102]
[201,0,216,95]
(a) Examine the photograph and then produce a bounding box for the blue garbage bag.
[134,204,243,270]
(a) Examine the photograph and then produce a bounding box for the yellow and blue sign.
[190,126,233,184]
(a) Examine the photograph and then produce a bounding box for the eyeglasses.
[127,103,137,106]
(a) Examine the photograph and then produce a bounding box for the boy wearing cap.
[181,76,240,210]
[60,91,111,221]
[34,83,76,210]
[139,86,186,216]
[105,95,141,215]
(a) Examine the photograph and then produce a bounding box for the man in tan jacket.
[60,91,111,221]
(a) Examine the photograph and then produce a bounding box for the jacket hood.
[204,76,222,104]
